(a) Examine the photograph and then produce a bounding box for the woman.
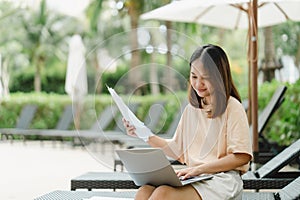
[123,44,252,200]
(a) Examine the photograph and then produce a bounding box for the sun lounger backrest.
[91,105,118,131]
[257,85,287,135]
[16,104,38,129]
[55,105,75,130]
[277,176,300,200]
[257,139,300,178]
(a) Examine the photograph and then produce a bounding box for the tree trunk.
[94,53,102,94]
[296,33,300,71]
[128,9,141,94]
[34,57,43,92]
[261,26,282,82]
[150,52,159,95]
[164,21,179,93]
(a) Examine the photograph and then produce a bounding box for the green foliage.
[10,67,35,92]
[9,65,66,94]
[100,66,129,94]
[0,92,185,135]
[1,80,299,146]
[261,80,300,146]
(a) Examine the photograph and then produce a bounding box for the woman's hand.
[176,166,203,180]
[122,118,137,137]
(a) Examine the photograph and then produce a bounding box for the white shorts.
[192,170,243,200]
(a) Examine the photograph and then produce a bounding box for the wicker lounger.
[34,190,135,200]
[71,139,299,191]
[242,176,300,200]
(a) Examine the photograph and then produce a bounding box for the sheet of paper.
[107,86,153,141]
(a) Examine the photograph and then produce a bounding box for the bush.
[0,92,185,135]
[1,79,299,146]
[261,80,300,146]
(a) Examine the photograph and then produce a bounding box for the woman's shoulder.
[227,96,245,113]
[181,102,200,117]
[181,103,193,114]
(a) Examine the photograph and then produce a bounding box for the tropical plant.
[19,0,79,92]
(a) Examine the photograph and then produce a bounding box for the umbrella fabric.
[65,34,88,102]
[141,0,300,30]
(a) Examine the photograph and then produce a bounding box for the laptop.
[116,148,213,187]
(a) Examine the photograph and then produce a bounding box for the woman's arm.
[176,153,251,179]
[123,118,183,162]
[122,118,167,148]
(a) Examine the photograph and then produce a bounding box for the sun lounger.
[0,104,38,141]
[24,104,119,146]
[38,176,300,200]
[0,104,76,145]
[70,124,299,191]
[34,190,136,200]
[242,176,300,200]
[242,139,300,190]
[254,85,287,163]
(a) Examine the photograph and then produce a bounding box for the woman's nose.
[195,79,204,88]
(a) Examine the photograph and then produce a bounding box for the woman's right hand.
[122,118,137,137]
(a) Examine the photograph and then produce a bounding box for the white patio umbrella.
[142,0,300,29]
[65,34,88,129]
[141,0,300,162]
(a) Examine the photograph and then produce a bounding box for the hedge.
[1,80,299,146]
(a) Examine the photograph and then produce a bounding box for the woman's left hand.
[176,166,203,180]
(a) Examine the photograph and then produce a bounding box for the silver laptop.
[116,148,213,187]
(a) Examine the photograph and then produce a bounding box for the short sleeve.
[226,98,253,159]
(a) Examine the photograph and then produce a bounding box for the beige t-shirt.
[166,96,253,174]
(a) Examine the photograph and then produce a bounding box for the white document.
[107,86,153,141]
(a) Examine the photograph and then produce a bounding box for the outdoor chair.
[89,104,119,132]
[0,104,76,145]
[28,104,119,145]
[242,176,300,200]
[39,177,300,200]
[0,104,38,141]
[30,104,76,145]
[252,85,287,163]
[12,103,139,148]
[34,190,136,200]
[242,139,300,190]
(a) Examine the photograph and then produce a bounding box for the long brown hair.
[188,44,241,117]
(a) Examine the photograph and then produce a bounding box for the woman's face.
[190,59,214,99]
